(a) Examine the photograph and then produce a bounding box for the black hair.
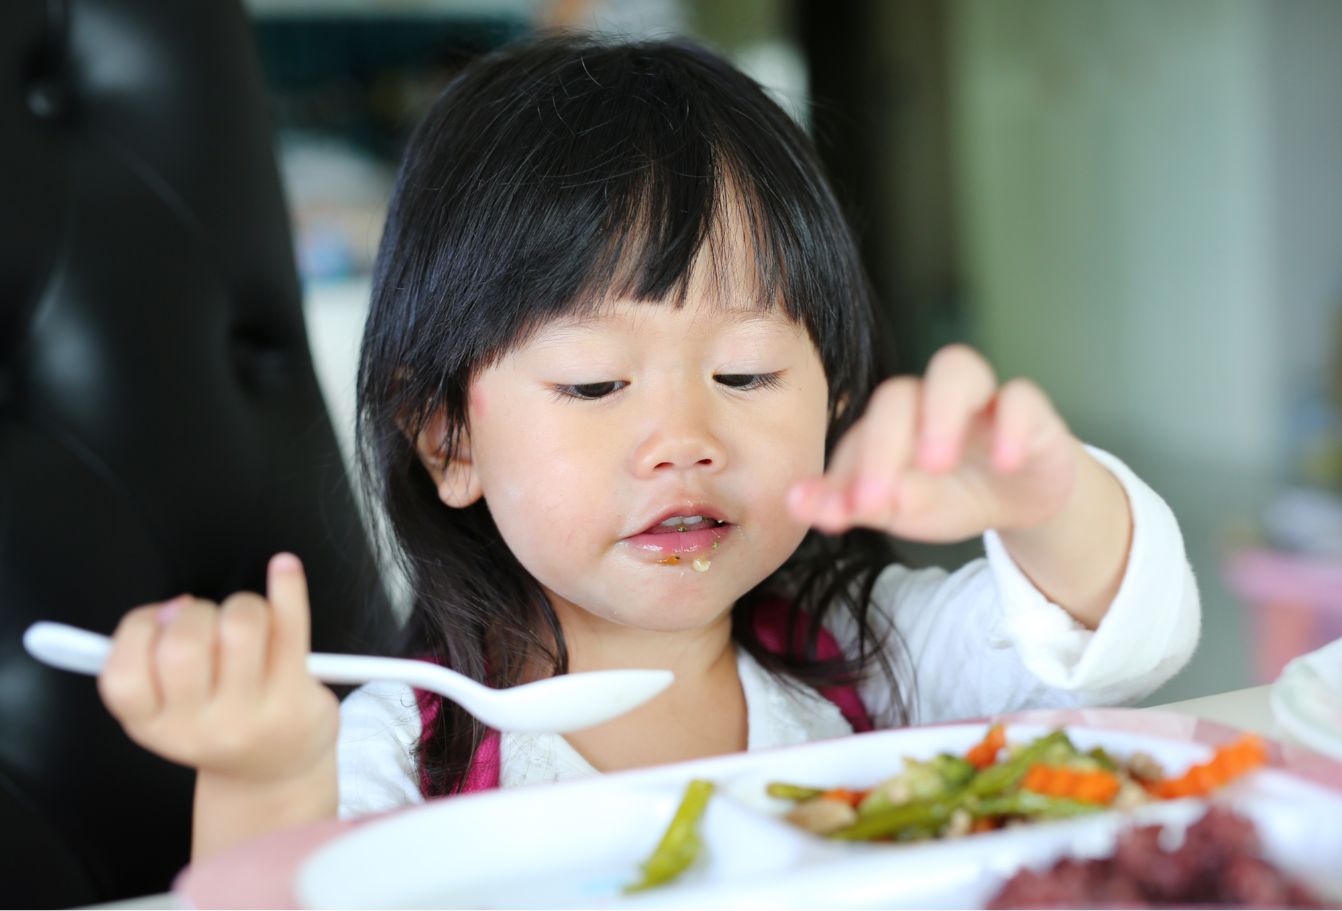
[355,32,912,796]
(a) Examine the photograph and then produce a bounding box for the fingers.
[788,344,1067,538]
[789,378,920,532]
[991,377,1063,472]
[266,552,312,678]
[98,603,170,723]
[155,599,220,710]
[100,553,308,723]
[841,378,919,527]
[99,596,222,724]
[918,344,997,472]
[94,559,332,779]
[217,592,271,702]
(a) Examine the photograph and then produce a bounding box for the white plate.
[295,719,1342,909]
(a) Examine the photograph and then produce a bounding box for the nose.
[630,393,727,478]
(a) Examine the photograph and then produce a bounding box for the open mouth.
[624,512,734,564]
[637,515,729,535]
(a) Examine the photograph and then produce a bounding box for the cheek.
[474,421,610,560]
[789,352,832,476]
[468,385,488,422]
[765,386,830,479]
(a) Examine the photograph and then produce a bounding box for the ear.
[413,409,483,508]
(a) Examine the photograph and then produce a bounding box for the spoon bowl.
[23,622,673,734]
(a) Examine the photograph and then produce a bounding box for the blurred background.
[247,0,1342,705]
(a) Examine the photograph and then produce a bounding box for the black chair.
[1,0,391,904]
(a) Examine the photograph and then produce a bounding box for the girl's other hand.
[97,553,339,786]
[788,344,1082,542]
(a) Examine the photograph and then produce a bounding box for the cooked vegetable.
[766,782,825,801]
[1146,734,1267,799]
[820,787,867,808]
[785,795,858,834]
[966,730,1070,798]
[974,790,1109,820]
[857,753,974,817]
[625,779,714,893]
[769,725,1272,845]
[1086,746,1119,772]
[966,723,1006,769]
[1021,764,1122,805]
[830,793,962,841]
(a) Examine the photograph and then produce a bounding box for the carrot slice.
[1020,763,1121,805]
[820,788,866,808]
[1147,734,1268,800]
[967,723,1007,769]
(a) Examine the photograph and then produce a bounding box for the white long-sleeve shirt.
[336,446,1200,818]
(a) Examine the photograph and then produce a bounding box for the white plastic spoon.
[22,621,673,734]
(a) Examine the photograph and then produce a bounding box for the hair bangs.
[450,47,809,356]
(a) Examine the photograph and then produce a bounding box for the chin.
[614,610,729,634]
[576,581,731,631]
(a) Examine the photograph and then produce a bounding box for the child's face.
[431,298,829,638]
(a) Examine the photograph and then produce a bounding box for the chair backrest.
[0,0,391,903]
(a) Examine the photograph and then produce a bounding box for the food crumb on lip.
[657,555,681,565]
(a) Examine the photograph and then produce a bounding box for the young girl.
[96,34,1200,862]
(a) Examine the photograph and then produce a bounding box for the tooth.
[659,515,707,527]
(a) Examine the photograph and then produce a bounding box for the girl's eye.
[553,380,627,401]
[715,372,784,391]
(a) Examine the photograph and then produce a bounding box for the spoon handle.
[23,622,467,698]
[305,652,468,695]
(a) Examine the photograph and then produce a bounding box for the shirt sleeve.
[843,445,1201,728]
[336,681,426,819]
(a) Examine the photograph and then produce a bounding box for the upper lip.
[631,503,731,536]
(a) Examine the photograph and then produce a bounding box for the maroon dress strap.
[751,597,874,733]
[413,665,501,796]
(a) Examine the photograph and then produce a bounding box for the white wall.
[950,0,1342,701]
[1267,1,1342,414]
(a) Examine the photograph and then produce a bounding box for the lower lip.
[623,523,732,557]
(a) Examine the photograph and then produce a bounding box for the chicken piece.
[1126,751,1165,783]
[785,796,859,835]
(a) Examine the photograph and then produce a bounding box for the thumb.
[266,552,311,676]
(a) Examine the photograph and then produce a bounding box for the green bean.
[1087,747,1118,772]
[972,790,1103,820]
[625,779,714,893]
[966,730,1068,798]
[829,795,961,841]
[766,782,826,801]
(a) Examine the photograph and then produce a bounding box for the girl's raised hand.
[97,553,339,786]
[789,344,1082,543]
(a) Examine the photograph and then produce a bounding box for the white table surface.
[1149,684,1276,736]
[82,685,1284,910]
